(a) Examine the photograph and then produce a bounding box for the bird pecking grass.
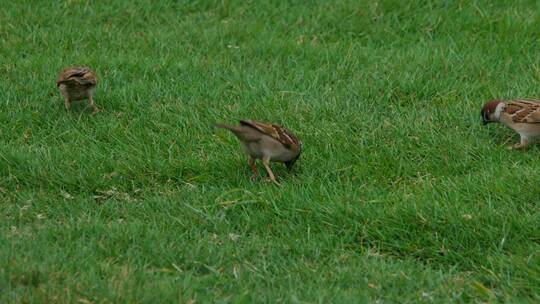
[1,0,539,303]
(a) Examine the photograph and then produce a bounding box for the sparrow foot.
[265,178,281,187]
[507,143,528,150]
[91,107,101,115]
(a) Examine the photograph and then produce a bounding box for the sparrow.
[56,66,98,114]
[481,98,540,149]
[215,119,302,185]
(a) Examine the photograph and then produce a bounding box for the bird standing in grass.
[57,66,98,114]
[215,120,302,185]
[481,99,540,149]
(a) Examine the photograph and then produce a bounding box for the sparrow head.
[481,100,502,125]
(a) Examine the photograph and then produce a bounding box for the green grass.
[1,0,539,302]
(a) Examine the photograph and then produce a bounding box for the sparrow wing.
[525,111,540,123]
[239,120,301,150]
[505,99,540,124]
[57,67,97,87]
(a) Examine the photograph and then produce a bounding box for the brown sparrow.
[481,99,540,149]
[216,119,302,185]
[56,67,98,114]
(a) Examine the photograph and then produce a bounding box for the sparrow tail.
[215,123,245,134]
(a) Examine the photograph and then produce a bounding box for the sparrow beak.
[285,155,300,171]
[285,161,295,171]
[482,112,491,125]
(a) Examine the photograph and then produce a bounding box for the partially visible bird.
[481,98,540,149]
[56,66,98,114]
[215,119,302,185]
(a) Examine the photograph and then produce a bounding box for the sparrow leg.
[88,95,99,115]
[64,98,72,111]
[262,155,280,186]
[59,86,71,111]
[248,157,259,180]
[520,136,530,149]
[508,136,530,150]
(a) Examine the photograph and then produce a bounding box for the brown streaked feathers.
[57,67,97,88]
[239,119,301,149]
[503,99,540,123]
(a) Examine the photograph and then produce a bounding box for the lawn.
[1,0,539,302]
